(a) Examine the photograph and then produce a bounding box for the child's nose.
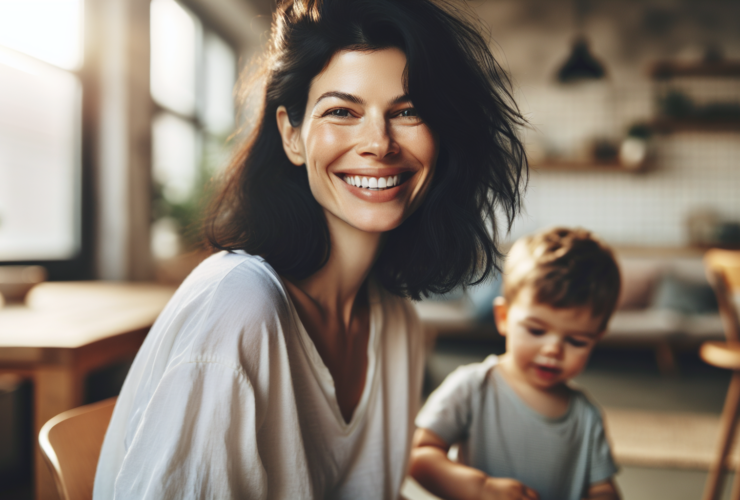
[541,335,564,357]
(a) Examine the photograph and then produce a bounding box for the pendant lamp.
[556,0,607,83]
[556,36,607,83]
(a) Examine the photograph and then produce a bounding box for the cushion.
[651,273,718,315]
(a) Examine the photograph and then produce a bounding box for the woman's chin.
[351,219,404,234]
[338,214,405,235]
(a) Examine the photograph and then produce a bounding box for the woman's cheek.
[305,124,353,166]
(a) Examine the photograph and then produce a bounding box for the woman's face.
[277,48,438,234]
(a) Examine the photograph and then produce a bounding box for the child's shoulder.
[437,354,500,392]
[566,384,608,423]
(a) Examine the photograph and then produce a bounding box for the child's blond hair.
[503,227,621,330]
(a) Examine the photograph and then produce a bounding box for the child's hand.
[410,428,540,500]
[481,477,540,500]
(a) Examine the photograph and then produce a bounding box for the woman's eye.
[325,108,351,118]
[566,338,588,347]
[527,328,545,336]
[396,108,419,118]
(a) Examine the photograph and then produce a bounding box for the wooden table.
[0,281,175,500]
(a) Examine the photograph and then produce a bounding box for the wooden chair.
[701,249,740,500]
[38,397,117,500]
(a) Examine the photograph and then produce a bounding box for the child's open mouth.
[341,173,411,191]
[534,365,561,381]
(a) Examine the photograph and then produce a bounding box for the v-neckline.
[281,278,382,433]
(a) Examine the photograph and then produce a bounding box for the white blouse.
[94,251,425,500]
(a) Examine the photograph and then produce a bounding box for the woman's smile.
[339,173,410,203]
[341,173,405,191]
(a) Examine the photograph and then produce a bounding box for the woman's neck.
[282,211,381,423]
[286,211,383,330]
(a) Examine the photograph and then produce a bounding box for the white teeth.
[343,174,404,190]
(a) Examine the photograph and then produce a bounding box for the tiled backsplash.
[509,132,740,246]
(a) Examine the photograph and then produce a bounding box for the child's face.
[494,288,604,391]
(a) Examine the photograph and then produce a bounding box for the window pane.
[0,0,83,70]
[202,33,236,134]
[0,48,81,260]
[152,112,199,205]
[150,0,200,116]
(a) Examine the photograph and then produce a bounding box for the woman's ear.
[493,296,508,337]
[276,105,305,166]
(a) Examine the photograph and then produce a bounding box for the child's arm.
[409,428,540,500]
[583,479,620,500]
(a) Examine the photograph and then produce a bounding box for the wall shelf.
[532,160,644,173]
[650,60,740,79]
[650,117,740,133]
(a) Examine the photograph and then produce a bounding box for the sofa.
[414,251,724,374]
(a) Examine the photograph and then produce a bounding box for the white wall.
[512,133,740,246]
[472,0,740,247]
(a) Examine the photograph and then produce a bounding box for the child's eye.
[527,328,546,336]
[566,337,589,347]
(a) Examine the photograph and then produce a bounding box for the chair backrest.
[39,397,117,500]
[705,249,740,342]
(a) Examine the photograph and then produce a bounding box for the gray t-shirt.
[416,355,617,500]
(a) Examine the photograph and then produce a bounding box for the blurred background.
[0,0,739,498]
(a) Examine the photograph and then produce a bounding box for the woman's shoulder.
[152,251,295,362]
[178,250,289,313]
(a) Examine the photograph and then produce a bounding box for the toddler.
[410,227,622,500]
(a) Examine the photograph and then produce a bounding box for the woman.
[95,0,526,498]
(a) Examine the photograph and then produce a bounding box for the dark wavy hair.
[206,0,527,300]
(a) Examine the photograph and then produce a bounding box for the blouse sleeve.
[113,361,267,500]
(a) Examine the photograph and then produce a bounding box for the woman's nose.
[356,115,399,159]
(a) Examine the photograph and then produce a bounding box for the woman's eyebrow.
[315,91,365,106]
[314,92,412,107]
[390,94,411,105]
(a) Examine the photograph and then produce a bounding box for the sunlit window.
[202,33,237,135]
[0,0,83,71]
[150,0,237,260]
[150,0,198,117]
[0,1,83,262]
[152,113,199,205]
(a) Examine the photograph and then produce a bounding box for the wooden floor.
[605,407,740,470]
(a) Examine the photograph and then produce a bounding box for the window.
[149,0,236,260]
[0,1,84,266]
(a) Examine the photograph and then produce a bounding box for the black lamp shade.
[556,37,607,83]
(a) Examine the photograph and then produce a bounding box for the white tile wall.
[509,132,740,246]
